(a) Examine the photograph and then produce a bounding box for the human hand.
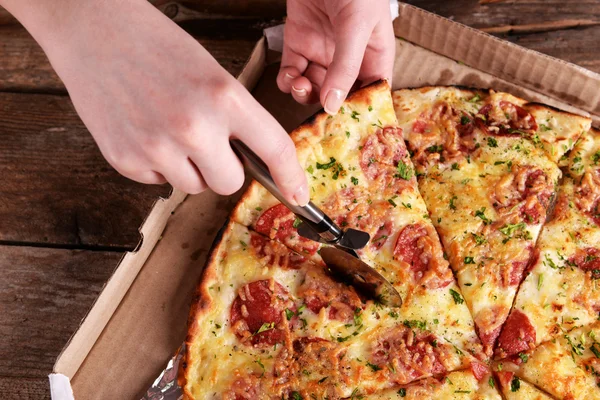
[277,0,396,114]
[3,0,309,204]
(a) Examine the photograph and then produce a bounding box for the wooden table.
[1,1,598,398]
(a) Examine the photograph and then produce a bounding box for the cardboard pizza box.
[49,3,600,399]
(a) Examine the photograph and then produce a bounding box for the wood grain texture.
[0,246,119,380]
[0,92,171,248]
[0,376,50,400]
[0,25,261,94]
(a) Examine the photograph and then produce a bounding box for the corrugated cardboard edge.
[50,37,267,391]
[396,3,600,120]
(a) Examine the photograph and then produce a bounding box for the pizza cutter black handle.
[231,139,342,242]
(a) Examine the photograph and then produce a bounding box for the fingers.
[320,20,372,115]
[233,91,309,206]
[159,157,208,195]
[360,17,396,87]
[289,63,327,104]
[277,45,309,93]
[190,136,245,196]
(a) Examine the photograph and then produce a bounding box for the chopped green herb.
[426,144,444,153]
[540,124,551,131]
[450,289,464,305]
[475,207,491,225]
[346,130,351,138]
[366,362,382,372]
[293,218,302,229]
[240,240,247,247]
[254,322,274,335]
[351,176,359,185]
[285,308,294,321]
[398,388,407,397]
[469,94,481,103]
[487,137,498,147]
[538,274,544,290]
[488,376,495,388]
[510,376,520,392]
[461,116,471,125]
[471,233,486,246]
[307,165,314,174]
[518,352,529,363]
[388,198,397,207]
[449,195,458,210]
[396,160,413,180]
[591,343,600,358]
[255,358,265,377]
[255,206,262,211]
[291,391,303,400]
[316,157,336,170]
[451,162,460,170]
[351,110,360,121]
[464,256,475,264]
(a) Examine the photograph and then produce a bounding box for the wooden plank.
[406,0,600,30]
[0,246,120,380]
[0,24,261,93]
[150,0,286,18]
[0,25,63,93]
[0,376,50,400]
[0,92,171,248]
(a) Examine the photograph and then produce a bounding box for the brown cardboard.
[53,4,600,399]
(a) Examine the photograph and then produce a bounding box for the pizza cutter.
[231,139,402,307]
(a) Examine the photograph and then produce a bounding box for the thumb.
[320,19,372,115]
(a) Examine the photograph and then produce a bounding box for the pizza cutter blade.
[320,246,403,308]
[231,139,402,306]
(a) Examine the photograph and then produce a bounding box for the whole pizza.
[180,81,600,399]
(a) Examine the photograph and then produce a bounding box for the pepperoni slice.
[371,221,393,250]
[470,361,490,381]
[507,246,533,286]
[569,248,600,279]
[370,325,448,383]
[478,100,537,136]
[230,279,294,346]
[297,268,362,321]
[495,309,536,359]
[393,223,453,289]
[254,204,319,256]
[249,232,307,269]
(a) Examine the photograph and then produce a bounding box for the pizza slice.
[495,321,600,399]
[365,369,501,399]
[232,82,483,361]
[496,128,600,361]
[494,370,554,400]
[392,87,573,355]
[182,221,481,398]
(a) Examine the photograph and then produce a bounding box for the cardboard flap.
[396,3,600,118]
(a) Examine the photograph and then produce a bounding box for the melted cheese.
[366,370,501,399]
[504,322,600,399]
[509,129,600,349]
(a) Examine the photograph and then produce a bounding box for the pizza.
[181,81,600,399]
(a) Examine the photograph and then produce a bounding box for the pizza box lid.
[50,3,600,399]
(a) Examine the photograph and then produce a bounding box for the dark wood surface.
[1,0,599,398]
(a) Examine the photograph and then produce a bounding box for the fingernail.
[324,89,346,115]
[293,184,310,207]
[292,86,307,97]
[284,72,296,83]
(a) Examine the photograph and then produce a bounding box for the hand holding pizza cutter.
[231,139,402,308]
